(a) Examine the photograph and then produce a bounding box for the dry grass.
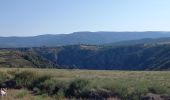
[0,68,170,99]
[1,68,170,87]
[1,68,170,80]
[0,89,52,100]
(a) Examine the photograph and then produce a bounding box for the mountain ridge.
[1,31,170,48]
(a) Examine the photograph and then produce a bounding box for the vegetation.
[0,49,54,68]
[0,68,170,100]
[0,43,170,99]
[1,44,170,70]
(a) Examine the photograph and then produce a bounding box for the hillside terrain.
[0,68,170,100]
[0,43,170,70]
[1,31,170,48]
[32,44,170,70]
[0,49,54,68]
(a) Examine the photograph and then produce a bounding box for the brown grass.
[0,68,170,99]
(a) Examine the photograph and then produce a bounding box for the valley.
[1,43,170,70]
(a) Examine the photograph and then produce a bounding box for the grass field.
[0,68,170,100]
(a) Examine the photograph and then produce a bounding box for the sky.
[0,0,170,36]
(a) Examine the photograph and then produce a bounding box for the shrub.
[15,90,28,99]
[112,84,128,99]
[0,71,9,83]
[41,78,57,95]
[50,80,68,95]
[148,84,167,94]
[32,77,68,97]
[31,74,52,94]
[53,90,65,100]
[66,79,90,98]
[127,87,148,100]
[14,70,38,88]
[0,71,10,88]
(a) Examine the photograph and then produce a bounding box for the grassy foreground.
[0,68,170,100]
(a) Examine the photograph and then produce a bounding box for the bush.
[148,84,167,94]
[31,74,52,94]
[41,78,57,95]
[0,71,10,88]
[15,90,28,99]
[0,71,9,83]
[14,70,38,88]
[127,87,148,100]
[53,90,65,100]
[48,80,68,95]
[32,77,68,97]
[66,79,90,98]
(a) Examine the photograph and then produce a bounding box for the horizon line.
[1,31,170,37]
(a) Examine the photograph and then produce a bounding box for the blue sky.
[0,0,170,36]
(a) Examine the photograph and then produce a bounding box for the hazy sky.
[0,0,170,36]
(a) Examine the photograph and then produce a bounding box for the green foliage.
[103,81,129,98]
[41,44,170,70]
[0,69,170,99]
[148,84,167,94]
[1,44,170,70]
[53,90,65,100]
[14,70,38,88]
[40,78,57,94]
[30,74,52,94]
[22,52,54,68]
[66,79,90,97]
[0,71,9,83]
[15,90,28,99]
[31,77,68,99]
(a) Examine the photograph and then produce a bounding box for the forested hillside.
[0,49,54,68]
[1,43,170,70]
[35,44,170,70]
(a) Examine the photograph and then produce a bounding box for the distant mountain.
[1,31,170,48]
[107,37,170,47]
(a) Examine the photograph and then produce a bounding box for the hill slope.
[35,44,170,70]
[6,44,170,70]
[0,49,54,68]
[1,43,170,70]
